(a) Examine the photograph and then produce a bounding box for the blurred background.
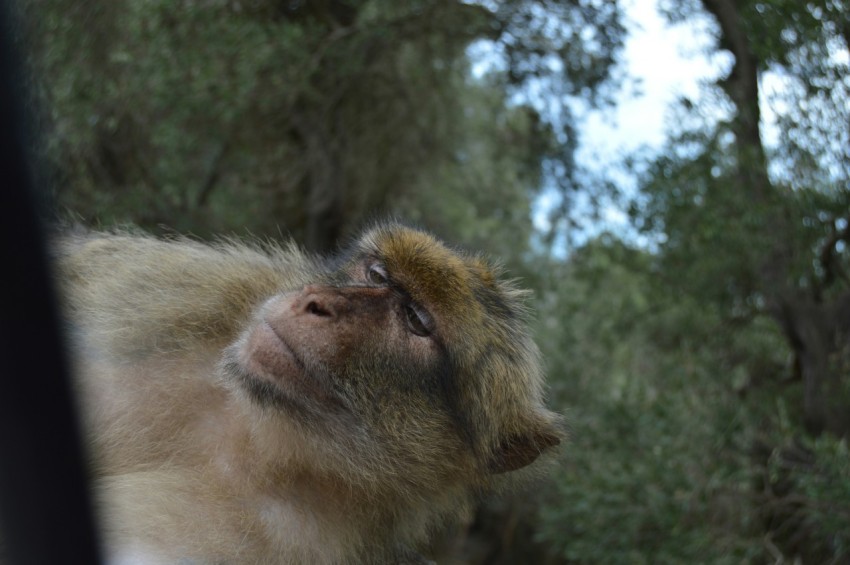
[12,0,850,562]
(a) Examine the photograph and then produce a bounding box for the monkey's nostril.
[307,300,332,317]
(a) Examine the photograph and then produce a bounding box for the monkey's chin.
[242,321,302,382]
[228,322,343,412]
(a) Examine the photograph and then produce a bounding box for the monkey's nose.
[299,285,345,318]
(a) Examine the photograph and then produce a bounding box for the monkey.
[55,222,562,564]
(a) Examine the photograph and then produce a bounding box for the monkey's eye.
[367,263,389,285]
[404,303,432,337]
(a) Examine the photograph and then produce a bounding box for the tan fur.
[56,223,561,564]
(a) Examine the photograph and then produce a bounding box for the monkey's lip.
[244,321,340,407]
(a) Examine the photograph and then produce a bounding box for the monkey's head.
[223,223,561,491]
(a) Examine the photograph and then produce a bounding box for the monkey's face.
[222,225,559,479]
[220,242,462,475]
[229,277,448,419]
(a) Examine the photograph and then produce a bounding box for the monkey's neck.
[203,399,423,560]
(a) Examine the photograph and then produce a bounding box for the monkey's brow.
[329,255,419,300]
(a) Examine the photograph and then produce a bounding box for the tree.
[19,0,624,256]
[533,236,779,562]
[638,0,850,436]
[626,0,850,559]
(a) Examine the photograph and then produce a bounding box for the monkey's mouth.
[236,322,344,411]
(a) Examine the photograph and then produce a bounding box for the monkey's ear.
[488,426,561,474]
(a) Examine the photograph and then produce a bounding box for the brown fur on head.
[58,222,562,564]
[350,224,561,475]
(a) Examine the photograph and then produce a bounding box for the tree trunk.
[775,292,850,436]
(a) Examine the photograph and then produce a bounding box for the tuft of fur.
[56,223,562,564]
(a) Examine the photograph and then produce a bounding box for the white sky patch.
[759,71,793,149]
[607,6,713,144]
[578,0,726,169]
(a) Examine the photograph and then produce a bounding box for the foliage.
[758,433,850,562]
[531,1,849,562]
[19,0,624,255]
[534,239,773,563]
[616,0,850,561]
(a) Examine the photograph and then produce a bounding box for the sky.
[466,0,778,250]
[537,0,728,242]
[579,0,724,157]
